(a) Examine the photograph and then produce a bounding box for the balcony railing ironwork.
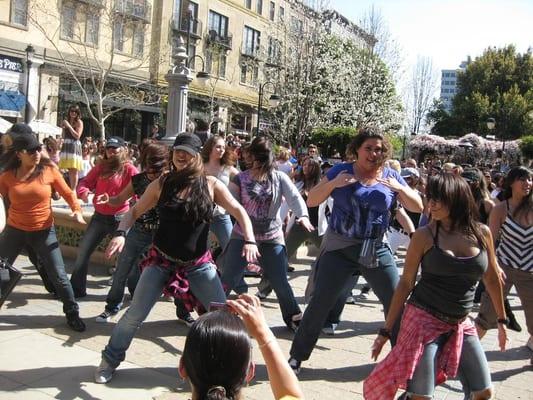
[205,30,232,50]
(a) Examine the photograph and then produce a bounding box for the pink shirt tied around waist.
[77,162,138,215]
[139,246,214,314]
[363,303,477,400]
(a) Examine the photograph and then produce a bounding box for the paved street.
[0,247,532,400]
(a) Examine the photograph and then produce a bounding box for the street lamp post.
[162,35,209,146]
[24,44,35,124]
[256,81,280,136]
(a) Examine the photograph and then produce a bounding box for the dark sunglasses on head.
[21,146,42,155]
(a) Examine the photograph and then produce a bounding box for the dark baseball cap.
[173,133,202,155]
[8,122,34,137]
[11,133,41,152]
[105,136,126,148]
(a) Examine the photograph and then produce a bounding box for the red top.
[0,166,81,231]
[77,162,138,215]
[363,304,477,400]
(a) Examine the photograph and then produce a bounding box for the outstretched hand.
[332,171,357,188]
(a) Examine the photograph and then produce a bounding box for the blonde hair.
[443,162,456,173]
[388,159,401,172]
[277,147,290,162]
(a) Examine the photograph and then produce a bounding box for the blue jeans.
[70,212,123,296]
[104,225,152,313]
[290,243,400,361]
[210,213,232,249]
[103,261,226,368]
[0,225,78,314]
[407,332,491,398]
[221,239,301,326]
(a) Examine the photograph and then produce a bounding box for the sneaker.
[288,313,303,332]
[178,313,195,327]
[288,357,301,375]
[527,336,533,352]
[322,323,338,336]
[94,358,115,384]
[507,310,522,333]
[256,290,268,300]
[66,312,86,332]
[95,310,117,323]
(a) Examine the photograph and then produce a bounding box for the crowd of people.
[0,117,531,400]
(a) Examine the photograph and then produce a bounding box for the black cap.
[8,122,34,137]
[106,136,126,148]
[12,133,41,151]
[173,133,202,155]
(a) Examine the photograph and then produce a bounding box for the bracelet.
[497,318,509,326]
[113,230,127,238]
[258,336,276,348]
[244,240,257,246]
[378,328,392,339]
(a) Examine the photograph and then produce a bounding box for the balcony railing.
[206,30,233,50]
[240,44,263,60]
[170,16,203,38]
[114,0,152,24]
[77,0,105,7]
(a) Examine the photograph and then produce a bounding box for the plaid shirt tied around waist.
[363,303,477,400]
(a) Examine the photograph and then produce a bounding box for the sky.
[328,0,533,74]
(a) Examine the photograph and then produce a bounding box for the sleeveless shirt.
[153,177,213,261]
[409,223,488,319]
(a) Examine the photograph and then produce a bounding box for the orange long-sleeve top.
[0,165,81,231]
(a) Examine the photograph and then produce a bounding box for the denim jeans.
[258,223,322,295]
[103,261,226,368]
[104,225,152,313]
[210,213,233,249]
[221,239,301,326]
[0,225,79,314]
[290,243,400,361]
[70,212,122,296]
[407,332,491,398]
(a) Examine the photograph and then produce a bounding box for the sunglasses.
[21,146,42,155]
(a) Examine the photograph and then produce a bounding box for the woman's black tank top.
[153,177,212,261]
[409,222,488,319]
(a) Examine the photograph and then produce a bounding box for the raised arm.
[308,171,356,207]
[95,181,135,206]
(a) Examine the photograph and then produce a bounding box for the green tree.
[450,45,533,139]
[520,135,533,160]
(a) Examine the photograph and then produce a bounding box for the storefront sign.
[0,55,23,73]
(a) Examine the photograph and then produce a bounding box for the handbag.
[0,258,22,308]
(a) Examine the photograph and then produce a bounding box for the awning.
[0,90,25,118]
[0,117,13,133]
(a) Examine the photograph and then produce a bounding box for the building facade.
[0,0,372,141]
[440,60,467,113]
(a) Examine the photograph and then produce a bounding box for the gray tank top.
[409,222,488,320]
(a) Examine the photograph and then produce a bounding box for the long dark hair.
[426,173,488,249]
[183,310,251,400]
[201,135,235,166]
[159,153,213,223]
[139,143,168,174]
[464,168,490,204]
[67,105,81,123]
[99,146,128,176]
[2,146,54,181]
[249,136,274,177]
[502,166,532,220]
[300,156,321,191]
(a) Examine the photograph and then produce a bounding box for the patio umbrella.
[0,117,12,133]
[28,120,62,137]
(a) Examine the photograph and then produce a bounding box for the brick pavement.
[0,247,532,399]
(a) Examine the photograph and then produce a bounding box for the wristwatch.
[113,230,127,238]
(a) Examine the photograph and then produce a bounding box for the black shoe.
[287,265,295,272]
[505,299,522,332]
[66,312,86,332]
[288,357,301,375]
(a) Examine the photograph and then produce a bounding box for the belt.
[153,245,196,268]
[409,299,468,325]
[135,222,158,233]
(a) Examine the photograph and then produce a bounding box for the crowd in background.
[0,115,531,400]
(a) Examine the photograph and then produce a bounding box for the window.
[290,16,303,33]
[269,1,275,21]
[267,36,281,64]
[132,24,144,57]
[113,20,125,52]
[279,6,284,21]
[208,10,228,38]
[240,63,258,85]
[10,0,27,26]
[256,0,262,15]
[61,3,76,39]
[174,0,199,34]
[85,14,99,45]
[206,51,227,78]
[245,0,252,9]
[243,26,260,57]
